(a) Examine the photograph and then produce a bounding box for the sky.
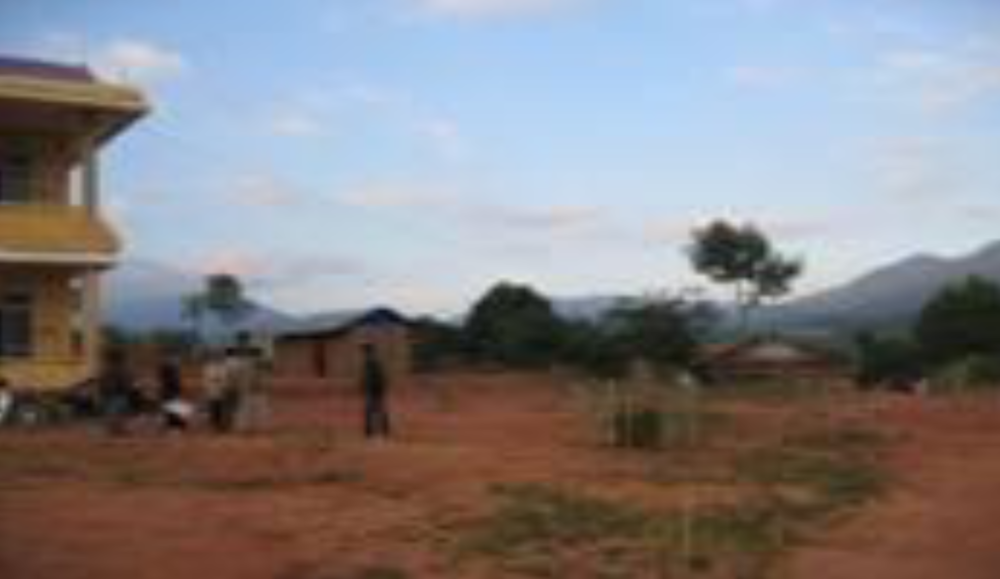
[2,0,999,315]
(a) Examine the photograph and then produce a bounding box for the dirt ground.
[2,373,1000,579]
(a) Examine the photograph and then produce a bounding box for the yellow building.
[0,57,147,390]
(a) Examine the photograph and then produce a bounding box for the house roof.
[278,307,410,341]
[704,337,838,365]
[0,206,120,267]
[0,57,96,84]
[0,55,148,142]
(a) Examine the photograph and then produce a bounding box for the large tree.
[464,282,565,368]
[183,273,255,342]
[915,276,1000,367]
[688,220,802,333]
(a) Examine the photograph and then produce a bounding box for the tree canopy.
[689,220,802,332]
[915,276,1000,366]
[464,282,565,368]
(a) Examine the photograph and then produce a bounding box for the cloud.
[409,0,583,19]
[28,33,187,87]
[267,110,325,137]
[91,39,188,85]
[413,117,466,158]
[726,65,799,89]
[340,181,616,242]
[191,248,363,290]
[869,136,971,201]
[876,45,1000,113]
[228,174,301,208]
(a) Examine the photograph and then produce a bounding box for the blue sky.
[2,0,1000,314]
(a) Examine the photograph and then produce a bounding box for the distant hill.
[105,259,295,332]
[758,240,1000,334]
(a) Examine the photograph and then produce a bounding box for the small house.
[703,337,846,383]
[273,308,412,384]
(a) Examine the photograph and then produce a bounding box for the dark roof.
[279,307,410,341]
[0,56,95,84]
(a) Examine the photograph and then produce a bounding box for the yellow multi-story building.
[0,57,147,390]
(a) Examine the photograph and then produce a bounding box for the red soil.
[3,374,1000,579]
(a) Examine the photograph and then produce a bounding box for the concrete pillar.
[82,143,99,214]
[80,271,102,376]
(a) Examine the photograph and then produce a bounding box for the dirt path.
[790,395,1000,579]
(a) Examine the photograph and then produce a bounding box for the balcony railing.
[0,203,120,266]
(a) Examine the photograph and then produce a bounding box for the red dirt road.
[4,376,1000,579]
[790,395,1000,579]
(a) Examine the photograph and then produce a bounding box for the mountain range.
[105,259,295,333]
[105,239,1000,335]
[756,240,1000,334]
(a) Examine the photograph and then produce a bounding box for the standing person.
[236,346,269,433]
[360,344,391,438]
[99,348,135,436]
[203,351,232,433]
[157,356,190,432]
[0,374,14,426]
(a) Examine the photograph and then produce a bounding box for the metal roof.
[0,56,95,84]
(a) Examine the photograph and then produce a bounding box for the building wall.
[1,130,77,205]
[274,324,412,385]
[0,265,89,389]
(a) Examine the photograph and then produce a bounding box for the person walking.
[157,356,191,432]
[232,343,269,433]
[360,344,391,438]
[203,351,233,433]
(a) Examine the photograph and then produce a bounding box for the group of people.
[0,337,394,439]
[94,339,393,439]
[97,340,270,436]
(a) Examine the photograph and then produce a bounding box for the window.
[0,292,33,358]
[0,154,33,204]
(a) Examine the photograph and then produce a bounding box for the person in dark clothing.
[99,349,135,436]
[361,344,391,438]
[157,357,189,431]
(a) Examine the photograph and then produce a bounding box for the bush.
[613,407,665,450]
[933,355,1000,392]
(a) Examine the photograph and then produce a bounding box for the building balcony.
[0,204,120,268]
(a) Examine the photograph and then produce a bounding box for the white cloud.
[869,136,969,201]
[267,110,325,137]
[410,0,582,19]
[190,248,362,290]
[91,39,188,85]
[340,181,616,242]
[229,174,300,208]
[28,33,187,86]
[413,117,466,158]
[726,65,799,89]
[876,45,1000,113]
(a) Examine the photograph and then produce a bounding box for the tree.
[182,273,255,342]
[853,331,923,388]
[560,294,716,379]
[688,220,802,333]
[464,282,565,368]
[411,317,469,372]
[915,276,1000,367]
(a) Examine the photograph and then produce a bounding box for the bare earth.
[2,374,1000,579]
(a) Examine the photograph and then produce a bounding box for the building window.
[0,292,33,358]
[0,154,34,204]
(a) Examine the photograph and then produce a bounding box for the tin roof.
[0,56,96,84]
[279,308,410,340]
[0,54,148,142]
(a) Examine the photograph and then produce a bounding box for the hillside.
[759,240,1000,334]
